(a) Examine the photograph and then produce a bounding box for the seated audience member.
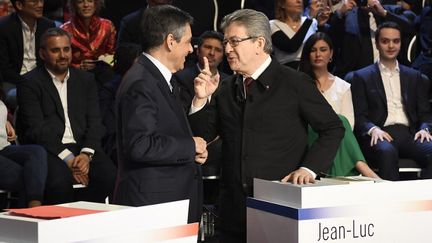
[351,22,432,180]
[299,32,379,178]
[334,0,416,78]
[412,5,432,82]
[0,0,55,109]
[17,28,116,204]
[0,0,13,17]
[116,0,172,46]
[99,42,141,165]
[0,93,47,208]
[175,30,230,109]
[270,0,332,69]
[61,0,116,86]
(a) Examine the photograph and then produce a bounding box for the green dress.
[308,115,366,176]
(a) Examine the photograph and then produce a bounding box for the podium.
[247,178,432,243]
[0,200,198,243]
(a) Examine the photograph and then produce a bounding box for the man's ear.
[15,0,23,11]
[256,36,266,54]
[166,33,175,52]
[39,48,45,61]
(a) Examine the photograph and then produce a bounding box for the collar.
[378,59,400,73]
[18,15,36,33]
[247,56,272,80]
[143,52,172,83]
[46,67,70,83]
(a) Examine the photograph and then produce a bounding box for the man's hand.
[193,57,219,105]
[281,168,315,184]
[193,137,208,164]
[370,127,393,146]
[73,154,91,175]
[66,155,90,186]
[367,0,386,17]
[414,129,432,143]
[336,0,357,16]
[195,149,208,165]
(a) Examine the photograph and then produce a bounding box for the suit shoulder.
[38,17,55,28]
[122,10,141,24]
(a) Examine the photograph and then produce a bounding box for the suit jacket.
[351,63,432,137]
[0,13,55,85]
[335,6,415,77]
[114,54,202,223]
[188,59,344,231]
[17,66,105,156]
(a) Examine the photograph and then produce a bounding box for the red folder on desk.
[7,205,106,219]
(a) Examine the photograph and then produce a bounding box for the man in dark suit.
[334,0,415,78]
[351,21,432,181]
[116,0,172,47]
[189,9,344,242]
[17,28,116,204]
[114,5,207,224]
[0,0,55,108]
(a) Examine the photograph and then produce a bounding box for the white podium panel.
[0,200,198,243]
[247,179,432,243]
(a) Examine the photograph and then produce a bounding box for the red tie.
[244,77,254,95]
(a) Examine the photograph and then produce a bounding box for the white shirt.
[143,52,173,91]
[19,16,37,75]
[321,76,355,130]
[46,69,95,161]
[379,61,410,127]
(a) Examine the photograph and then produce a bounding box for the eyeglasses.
[222,36,257,48]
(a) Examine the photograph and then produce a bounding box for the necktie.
[170,76,177,95]
[244,77,254,95]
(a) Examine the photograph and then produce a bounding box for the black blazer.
[189,59,344,187]
[351,63,432,137]
[0,13,55,85]
[17,66,105,156]
[114,54,202,223]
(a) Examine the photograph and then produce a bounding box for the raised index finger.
[203,56,210,73]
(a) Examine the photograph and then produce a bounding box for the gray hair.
[40,28,72,49]
[220,9,272,54]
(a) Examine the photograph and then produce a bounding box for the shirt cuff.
[59,149,74,163]
[80,147,95,155]
[300,166,317,179]
[189,96,209,115]
[367,126,379,136]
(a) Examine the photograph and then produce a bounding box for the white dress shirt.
[19,16,37,75]
[379,61,410,127]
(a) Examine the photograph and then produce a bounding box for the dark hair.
[375,21,401,43]
[68,0,105,17]
[140,5,193,52]
[197,30,223,48]
[298,32,334,82]
[113,43,142,75]
[40,28,72,49]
